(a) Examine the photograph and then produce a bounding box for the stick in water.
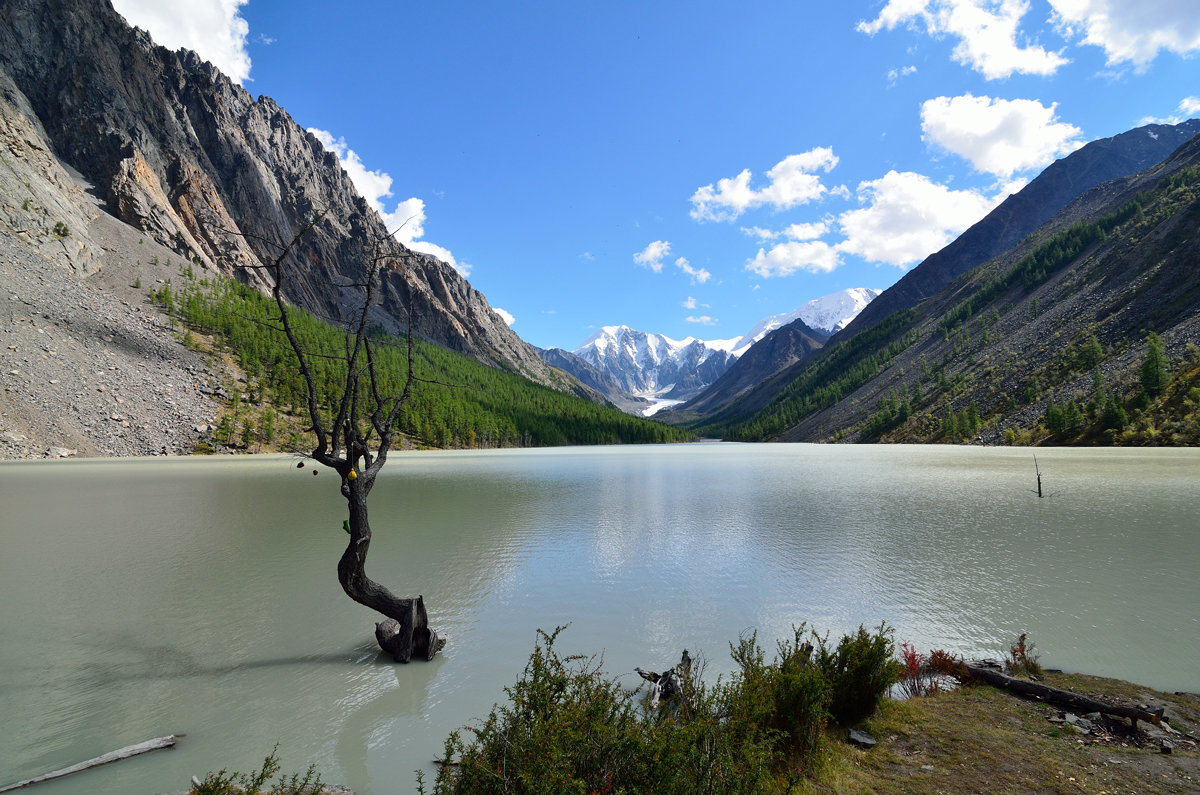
[0,735,179,793]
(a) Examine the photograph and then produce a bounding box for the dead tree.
[636,650,693,709]
[247,217,443,663]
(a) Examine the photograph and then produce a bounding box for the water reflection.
[1,446,1197,795]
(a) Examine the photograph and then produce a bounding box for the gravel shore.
[1,208,226,459]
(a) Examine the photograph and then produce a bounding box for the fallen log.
[963,664,1163,727]
[0,734,179,793]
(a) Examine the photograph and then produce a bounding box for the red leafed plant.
[896,642,963,698]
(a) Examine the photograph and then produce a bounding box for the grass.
[813,672,1200,794]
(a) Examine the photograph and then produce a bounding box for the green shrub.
[426,623,900,794]
[812,623,901,724]
[726,627,830,767]
[426,626,776,794]
[190,745,324,794]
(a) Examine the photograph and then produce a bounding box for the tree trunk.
[337,476,443,662]
[963,663,1164,727]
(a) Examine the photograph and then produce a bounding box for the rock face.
[0,0,569,388]
[0,69,102,276]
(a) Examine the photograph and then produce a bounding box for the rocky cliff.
[0,0,572,389]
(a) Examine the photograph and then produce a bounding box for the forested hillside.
[155,270,693,451]
[690,139,1200,447]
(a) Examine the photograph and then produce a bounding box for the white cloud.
[783,221,830,240]
[493,307,515,326]
[746,240,841,277]
[741,226,780,240]
[633,240,671,272]
[1050,0,1200,68]
[836,170,1002,266]
[686,315,718,326]
[888,65,919,84]
[309,129,469,277]
[1139,95,1200,125]
[859,0,1069,80]
[690,147,838,222]
[675,257,712,284]
[683,296,697,309]
[921,94,1084,178]
[858,0,932,35]
[111,0,251,83]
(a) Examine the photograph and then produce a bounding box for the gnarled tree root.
[374,596,446,663]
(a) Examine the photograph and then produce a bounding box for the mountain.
[674,317,830,417]
[668,288,880,417]
[678,120,1200,430]
[548,288,878,413]
[691,126,1200,445]
[840,120,1200,342]
[535,347,654,415]
[570,326,740,403]
[731,288,881,351]
[0,0,575,392]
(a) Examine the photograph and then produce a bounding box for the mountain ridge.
[0,0,578,393]
[544,288,878,412]
[676,119,1200,431]
[840,120,1200,343]
[694,127,1200,445]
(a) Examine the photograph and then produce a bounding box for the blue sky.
[112,0,1199,351]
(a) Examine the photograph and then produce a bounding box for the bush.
[726,627,829,769]
[427,627,776,794]
[425,623,900,794]
[1004,633,1043,677]
[897,643,963,698]
[190,745,324,794]
[813,623,901,724]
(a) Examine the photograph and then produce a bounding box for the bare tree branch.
[225,211,442,662]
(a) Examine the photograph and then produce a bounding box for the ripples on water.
[1,445,1197,794]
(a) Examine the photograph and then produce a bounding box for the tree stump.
[374,596,445,662]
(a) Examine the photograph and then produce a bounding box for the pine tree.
[1140,331,1169,397]
[1045,403,1065,434]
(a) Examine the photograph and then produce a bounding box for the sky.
[110,0,1200,352]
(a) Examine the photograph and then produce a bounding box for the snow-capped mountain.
[555,288,881,413]
[728,287,882,354]
[573,326,739,400]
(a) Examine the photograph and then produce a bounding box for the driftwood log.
[636,650,692,708]
[964,663,1164,727]
[374,597,445,663]
[0,735,179,793]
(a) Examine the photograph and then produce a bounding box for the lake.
[1,444,1197,794]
